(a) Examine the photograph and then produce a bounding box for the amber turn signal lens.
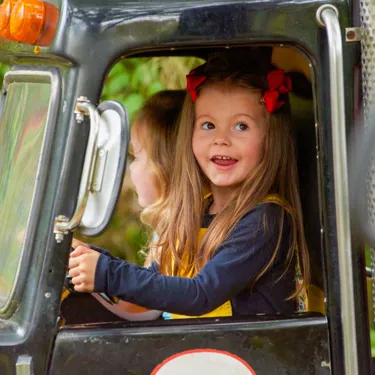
[10,0,45,45]
[36,1,59,47]
[0,0,18,41]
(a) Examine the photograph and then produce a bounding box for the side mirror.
[54,99,129,241]
[79,100,129,236]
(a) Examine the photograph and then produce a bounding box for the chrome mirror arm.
[54,97,100,243]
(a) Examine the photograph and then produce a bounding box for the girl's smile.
[211,155,238,169]
[192,84,266,201]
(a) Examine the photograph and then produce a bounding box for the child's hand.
[68,245,100,293]
[71,238,87,249]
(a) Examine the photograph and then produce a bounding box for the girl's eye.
[202,122,215,130]
[234,123,248,131]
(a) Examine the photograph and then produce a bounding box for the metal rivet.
[347,30,356,40]
[345,27,361,42]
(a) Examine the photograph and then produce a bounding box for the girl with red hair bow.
[69,57,309,319]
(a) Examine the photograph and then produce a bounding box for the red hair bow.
[186,69,207,102]
[263,70,292,113]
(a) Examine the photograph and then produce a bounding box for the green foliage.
[366,246,371,267]
[371,330,375,357]
[0,63,10,85]
[101,57,203,122]
[101,58,162,122]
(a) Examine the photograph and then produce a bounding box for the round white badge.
[151,349,256,375]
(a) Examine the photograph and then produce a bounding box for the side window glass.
[0,81,51,312]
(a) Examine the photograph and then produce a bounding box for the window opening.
[0,80,51,312]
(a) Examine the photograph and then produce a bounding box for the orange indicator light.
[10,0,45,45]
[0,0,18,41]
[0,0,58,46]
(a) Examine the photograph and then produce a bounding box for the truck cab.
[0,0,372,374]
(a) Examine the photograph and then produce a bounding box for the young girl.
[68,90,185,321]
[129,89,186,211]
[69,53,310,318]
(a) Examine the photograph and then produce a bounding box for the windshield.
[0,81,51,311]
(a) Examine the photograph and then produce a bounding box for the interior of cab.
[60,45,325,325]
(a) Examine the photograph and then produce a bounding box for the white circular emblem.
[151,349,256,375]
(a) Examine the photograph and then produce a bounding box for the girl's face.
[192,85,266,195]
[129,126,159,208]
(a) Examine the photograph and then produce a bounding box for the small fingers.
[70,247,83,258]
[74,284,84,292]
[73,279,92,293]
[71,275,83,286]
[72,238,86,249]
[68,267,80,278]
[68,255,81,269]
[74,283,86,292]
[70,245,91,258]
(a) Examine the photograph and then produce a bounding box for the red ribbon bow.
[263,70,292,113]
[186,69,207,102]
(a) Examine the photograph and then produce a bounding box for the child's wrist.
[93,253,109,293]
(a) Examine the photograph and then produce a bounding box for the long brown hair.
[132,90,185,205]
[145,71,310,297]
[132,90,185,265]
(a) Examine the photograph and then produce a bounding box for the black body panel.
[49,316,330,375]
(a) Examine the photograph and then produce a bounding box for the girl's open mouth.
[211,155,238,167]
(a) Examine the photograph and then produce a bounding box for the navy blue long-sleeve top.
[92,202,296,316]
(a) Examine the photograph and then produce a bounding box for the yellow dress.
[170,194,324,319]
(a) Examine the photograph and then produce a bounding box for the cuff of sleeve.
[94,253,109,293]
[90,244,111,256]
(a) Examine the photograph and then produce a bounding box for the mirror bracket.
[54,99,129,242]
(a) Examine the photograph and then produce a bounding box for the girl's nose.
[213,130,231,146]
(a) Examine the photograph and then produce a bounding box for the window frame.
[0,67,61,317]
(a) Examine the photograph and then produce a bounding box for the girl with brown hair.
[69,53,309,318]
[69,90,185,321]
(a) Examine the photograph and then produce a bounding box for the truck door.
[0,64,129,375]
[0,67,67,375]
[47,0,370,373]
